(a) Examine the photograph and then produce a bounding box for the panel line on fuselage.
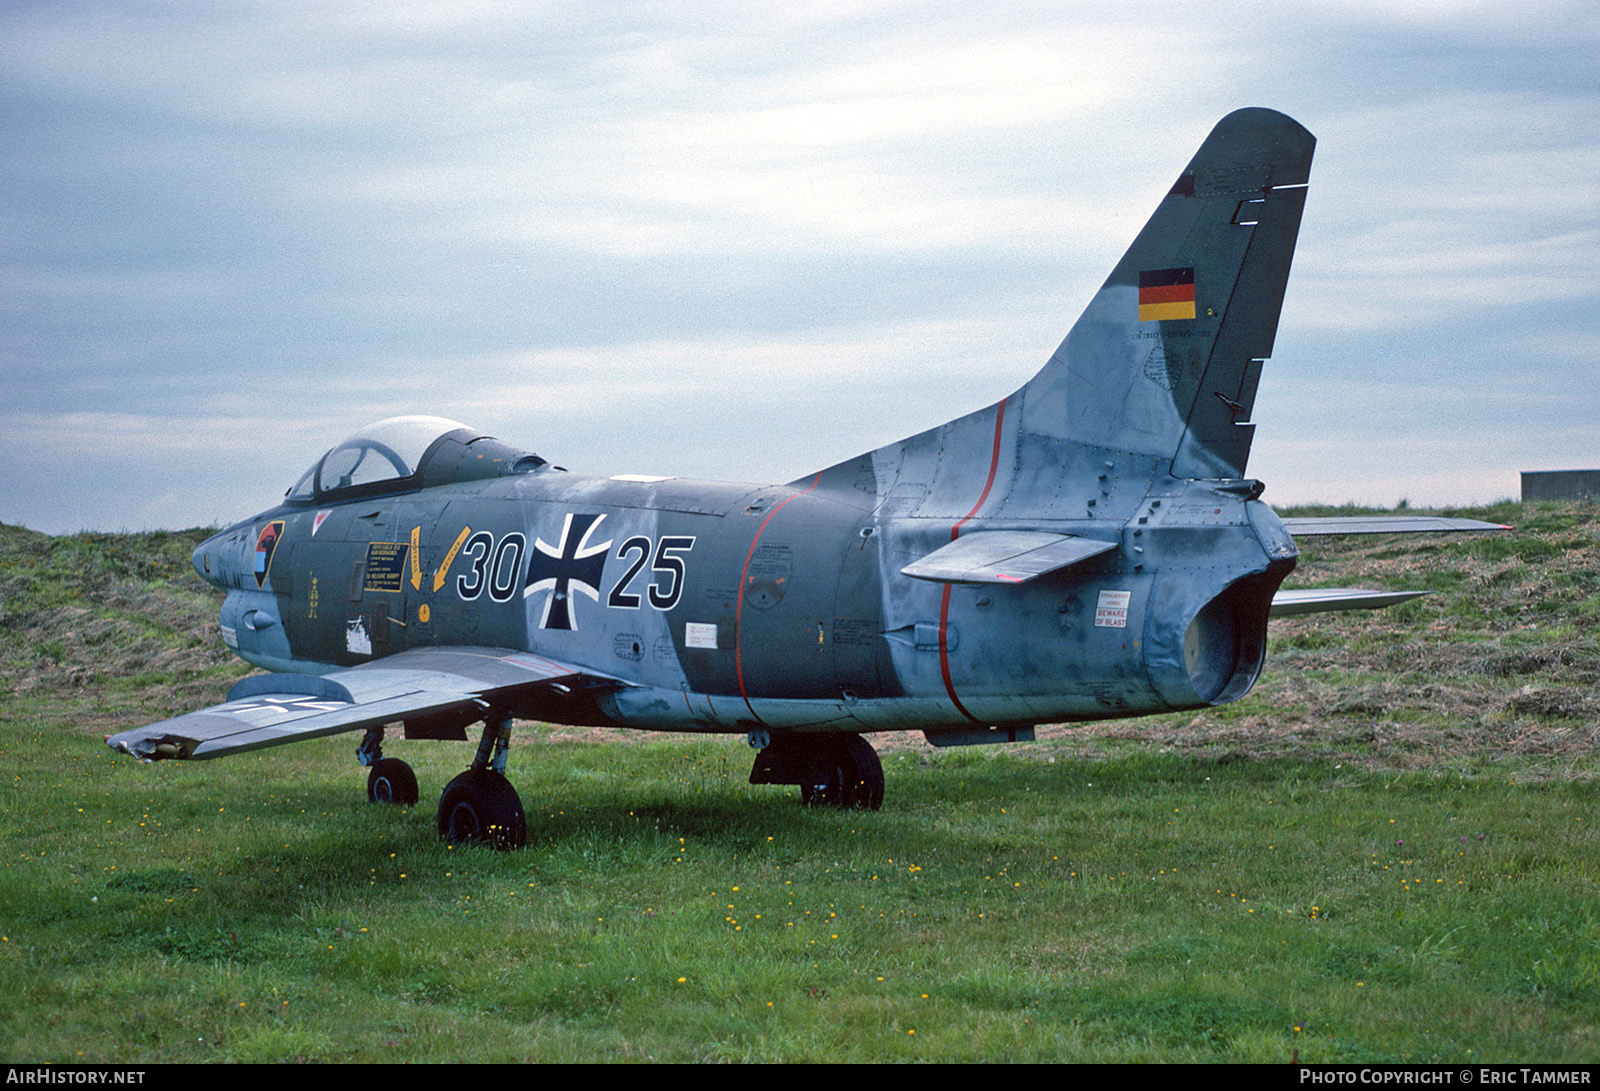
[733,471,825,724]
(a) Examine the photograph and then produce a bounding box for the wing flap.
[901,531,1118,584]
[106,646,620,761]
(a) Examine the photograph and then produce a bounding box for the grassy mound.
[1,506,1595,1062]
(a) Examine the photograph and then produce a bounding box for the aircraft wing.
[1269,587,1429,617]
[106,647,623,761]
[1280,516,1509,535]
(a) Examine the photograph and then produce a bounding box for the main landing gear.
[749,732,884,810]
[358,719,528,850]
[356,725,883,851]
[436,716,527,850]
[437,767,526,850]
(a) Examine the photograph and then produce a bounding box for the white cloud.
[3,1,1598,531]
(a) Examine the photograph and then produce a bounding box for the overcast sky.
[3,1,1597,534]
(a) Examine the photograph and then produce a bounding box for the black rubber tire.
[436,769,527,850]
[842,734,885,811]
[367,758,419,805]
[800,735,884,811]
[800,757,847,808]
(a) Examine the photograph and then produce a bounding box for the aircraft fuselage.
[199,456,1297,741]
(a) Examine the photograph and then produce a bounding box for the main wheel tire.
[437,769,527,850]
[367,758,419,805]
[800,758,847,808]
[800,736,883,811]
[841,734,884,811]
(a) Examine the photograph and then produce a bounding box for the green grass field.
[1,508,1596,1062]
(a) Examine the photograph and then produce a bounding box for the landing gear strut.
[436,715,527,850]
[750,733,884,811]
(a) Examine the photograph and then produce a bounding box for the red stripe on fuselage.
[939,398,1008,722]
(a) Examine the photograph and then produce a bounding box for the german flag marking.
[1139,267,1195,321]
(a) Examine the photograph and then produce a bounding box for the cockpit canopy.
[285,416,545,503]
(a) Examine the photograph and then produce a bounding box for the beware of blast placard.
[1095,590,1131,628]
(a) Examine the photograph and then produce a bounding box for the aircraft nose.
[192,531,228,587]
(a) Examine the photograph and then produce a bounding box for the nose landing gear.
[358,728,419,806]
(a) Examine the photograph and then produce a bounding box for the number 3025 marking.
[453,530,695,611]
[607,535,695,610]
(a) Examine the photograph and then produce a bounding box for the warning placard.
[363,541,409,594]
[684,622,718,649]
[1095,589,1131,628]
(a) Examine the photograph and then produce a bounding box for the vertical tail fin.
[1021,107,1314,479]
[805,110,1313,520]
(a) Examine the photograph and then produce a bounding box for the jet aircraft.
[108,108,1501,848]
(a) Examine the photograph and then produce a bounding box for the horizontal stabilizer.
[106,647,621,761]
[1281,516,1509,536]
[901,531,1117,584]
[1270,587,1429,617]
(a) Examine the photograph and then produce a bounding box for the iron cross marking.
[524,513,612,630]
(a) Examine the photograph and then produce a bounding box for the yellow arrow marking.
[409,526,423,591]
[432,526,471,592]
